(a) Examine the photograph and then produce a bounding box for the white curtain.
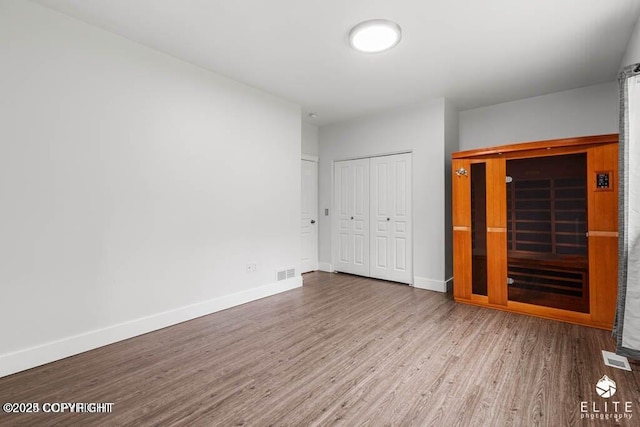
[615,64,640,358]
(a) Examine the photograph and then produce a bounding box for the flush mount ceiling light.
[349,19,402,53]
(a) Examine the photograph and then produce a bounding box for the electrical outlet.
[246,263,257,272]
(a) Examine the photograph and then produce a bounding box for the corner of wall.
[413,276,449,293]
[621,14,640,70]
[318,262,334,272]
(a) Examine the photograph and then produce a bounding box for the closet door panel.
[351,160,369,273]
[370,154,412,284]
[333,159,370,276]
[335,162,352,271]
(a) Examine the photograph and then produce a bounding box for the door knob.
[310,219,316,224]
[351,216,354,220]
[387,217,390,221]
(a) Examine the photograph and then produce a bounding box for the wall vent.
[276,268,296,281]
[602,350,631,371]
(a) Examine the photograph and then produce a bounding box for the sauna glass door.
[506,154,589,312]
[471,162,488,297]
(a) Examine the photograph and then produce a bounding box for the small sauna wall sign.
[596,171,612,191]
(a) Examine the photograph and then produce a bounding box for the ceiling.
[32,0,640,126]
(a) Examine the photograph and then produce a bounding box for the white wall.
[0,0,301,377]
[318,100,451,291]
[622,14,640,68]
[444,99,459,281]
[302,122,319,157]
[459,82,618,151]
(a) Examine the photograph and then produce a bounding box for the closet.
[452,134,618,329]
[333,153,412,284]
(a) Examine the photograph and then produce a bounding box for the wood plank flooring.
[1,272,638,426]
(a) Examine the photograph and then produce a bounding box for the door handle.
[351,216,354,220]
[310,219,316,224]
[387,217,390,221]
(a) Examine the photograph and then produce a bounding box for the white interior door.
[301,159,318,273]
[370,153,412,284]
[333,159,370,276]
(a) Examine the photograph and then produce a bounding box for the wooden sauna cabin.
[451,134,618,329]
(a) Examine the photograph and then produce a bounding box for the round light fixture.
[308,113,318,119]
[349,19,402,53]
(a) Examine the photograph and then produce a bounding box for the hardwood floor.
[1,272,638,426]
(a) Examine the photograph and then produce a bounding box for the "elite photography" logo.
[580,375,633,421]
[595,375,617,398]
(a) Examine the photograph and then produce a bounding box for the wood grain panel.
[487,227,506,233]
[588,143,619,232]
[588,231,618,237]
[457,298,598,328]
[0,272,638,427]
[485,157,506,228]
[502,146,587,160]
[506,301,592,325]
[589,235,618,328]
[453,230,472,300]
[487,230,507,306]
[485,157,507,306]
[452,158,471,227]
[453,134,618,159]
[452,158,472,301]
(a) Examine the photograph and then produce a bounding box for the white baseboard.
[445,277,453,293]
[413,276,450,293]
[0,277,302,378]
[318,262,334,272]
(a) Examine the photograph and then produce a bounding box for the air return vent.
[602,350,631,371]
[276,268,295,281]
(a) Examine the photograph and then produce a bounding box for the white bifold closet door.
[333,153,412,284]
[334,158,370,277]
[369,154,412,283]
